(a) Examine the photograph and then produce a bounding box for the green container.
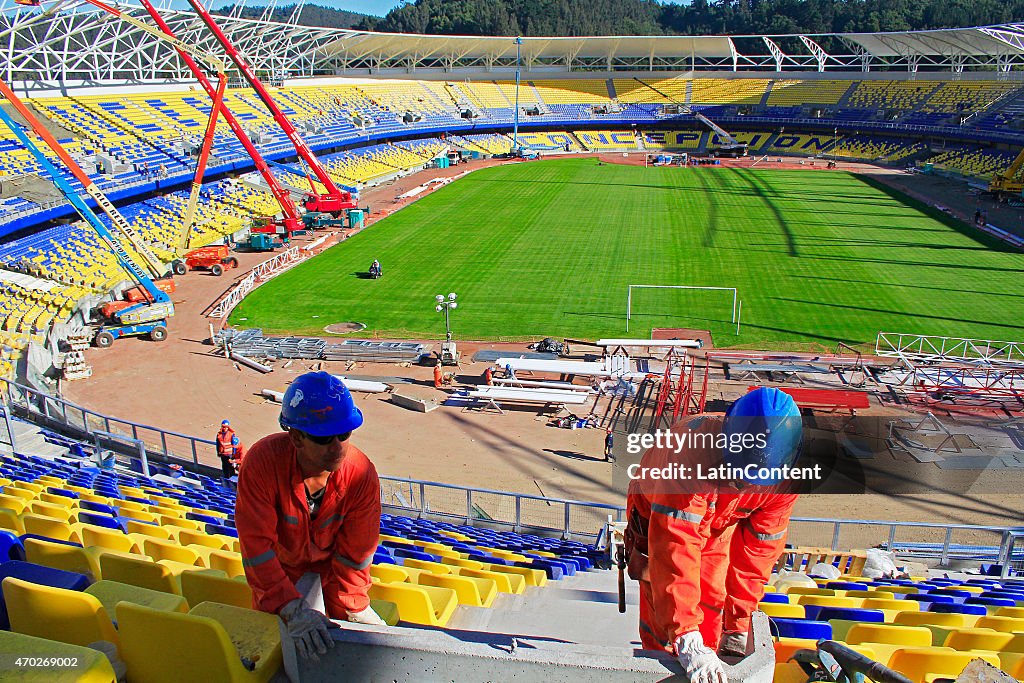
[348,209,364,228]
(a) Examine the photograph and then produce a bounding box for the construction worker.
[625,387,803,682]
[229,435,245,475]
[235,371,385,661]
[433,360,444,389]
[216,420,238,479]
[604,429,614,461]
[483,366,493,386]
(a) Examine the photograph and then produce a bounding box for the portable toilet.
[348,209,364,229]
[435,155,450,169]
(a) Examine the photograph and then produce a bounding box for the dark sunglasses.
[303,431,351,446]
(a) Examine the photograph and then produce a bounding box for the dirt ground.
[62,153,1024,534]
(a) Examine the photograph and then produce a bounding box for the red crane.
[183,0,357,216]
[111,0,304,236]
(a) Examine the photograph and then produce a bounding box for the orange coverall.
[626,415,797,652]
[235,432,381,617]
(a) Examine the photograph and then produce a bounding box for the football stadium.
[1,0,1024,680]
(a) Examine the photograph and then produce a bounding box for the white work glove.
[347,605,386,626]
[676,631,728,683]
[280,598,338,661]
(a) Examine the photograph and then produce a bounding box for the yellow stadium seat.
[84,579,188,622]
[99,553,180,595]
[24,537,139,580]
[403,558,453,574]
[845,623,933,663]
[786,586,836,597]
[489,563,546,587]
[369,599,400,626]
[369,581,458,627]
[121,510,160,524]
[976,616,1024,633]
[997,607,1024,619]
[2,576,119,648]
[125,520,172,538]
[116,601,281,683]
[0,508,24,535]
[0,493,28,514]
[160,516,204,532]
[796,595,864,609]
[28,500,75,520]
[0,630,117,683]
[11,481,44,494]
[178,528,232,550]
[417,571,497,608]
[35,475,64,487]
[142,537,202,566]
[21,514,77,542]
[895,612,970,629]
[207,549,245,578]
[78,525,139,554]
[887,648,1001,683]
[36,492,76,508]
[371,564,410,583]
[442,557,485,571]
[3,486,37,502]
[455,567,525,594]
[180,571,253,610]
[845,590,895,600]
[943,628,1017,652]
[758,602,806,619]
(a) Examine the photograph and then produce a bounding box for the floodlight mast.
[182,0,357,216]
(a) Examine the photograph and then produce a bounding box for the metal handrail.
[3,376,1023,554]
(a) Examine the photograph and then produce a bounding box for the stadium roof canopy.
[2,0,1024,86]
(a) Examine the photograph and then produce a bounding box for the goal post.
[626,285,737,333]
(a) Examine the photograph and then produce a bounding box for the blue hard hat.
[221,420,230,426]
[231,435,240,446]
[722,387,802,485]
[279,371,363,437]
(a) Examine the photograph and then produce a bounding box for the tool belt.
[624,506,650,582]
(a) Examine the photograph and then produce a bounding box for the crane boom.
[0,79,167,278]
[989,147,1024,196]
[182,0,356,214]
[180,72,227,252]
[133,0,303,234]
[633,77,744,150]
[0,83,170,313]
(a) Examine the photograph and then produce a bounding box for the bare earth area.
[63,154,1023,535]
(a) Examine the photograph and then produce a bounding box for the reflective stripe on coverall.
[235,432,381,617]
[216,428,236,457]
[627,415,797,653]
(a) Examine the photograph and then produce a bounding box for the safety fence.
[3,376,1023,559]
[0,377,214,467]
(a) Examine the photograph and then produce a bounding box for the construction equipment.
[0,81,173,348]
[0,82,169,280]
[236,233,286,252]
[71,0,305,244]
[183,0,358,217]
[792,640,913,683]
[989,146,1024,196]
[633,77,747,157]
[181,245,239,276]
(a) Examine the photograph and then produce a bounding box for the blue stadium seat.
[929,603,987,615]
[760,593,790,604]
[205,523,237,538]
[0,560,90,629]
[79,501,119,515]
[0,531,26,562]
[78,512,128,532]
[770,618,832,640]
[966,596,1017,608]
[815,607,885,624]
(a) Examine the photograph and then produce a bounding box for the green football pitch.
[229,158,1024,349]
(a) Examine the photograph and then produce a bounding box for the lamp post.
[435,292,458,364]
[513,36,522,155]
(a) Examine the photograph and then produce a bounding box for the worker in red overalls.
[216,420,239,479]
[626,387,803,683]
[236,372,384,661]
[433,360,444,389]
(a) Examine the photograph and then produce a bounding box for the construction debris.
[215,329,428,363]
[230,352,273,374]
